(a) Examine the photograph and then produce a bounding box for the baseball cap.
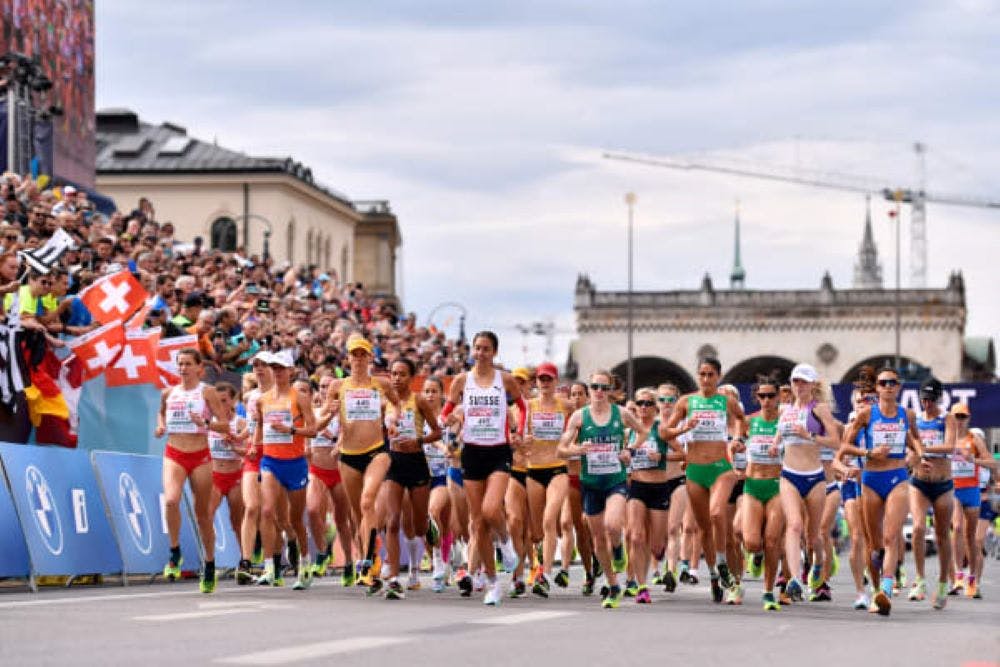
[950,402,970,417]
[346,335,373,355]
[251,350,274,365]
[512,367,532,382]
[536,362,559,380]
[790,363,818,383]
[919,378,943,398]
[268,350,294,368]
[63,185,77,195]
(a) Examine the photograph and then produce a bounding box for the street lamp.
[230,213,273,264]
[624,192,637,399]
[890,190,903,370]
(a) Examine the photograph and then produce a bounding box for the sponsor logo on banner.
[25,465,63,555]
[119,472,152,555]
[214,511,227,551]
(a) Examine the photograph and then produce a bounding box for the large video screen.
[2,0,95,188]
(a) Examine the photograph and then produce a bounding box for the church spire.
[853,194,883,288]
[730,200,746,289]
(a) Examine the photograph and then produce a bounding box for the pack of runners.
[157,334,999,615]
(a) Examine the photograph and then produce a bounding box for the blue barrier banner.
[78,374,164,454]
[735,382,1000,427]
[0,457,31,577]
[0,444,122,577]
[210,496,242,569]
[92,451,201,575]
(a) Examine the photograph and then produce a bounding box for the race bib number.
[819,447,835,462]
[345,389,380,422]
[871,422,906,455]
[424,443,448,477]
[209,433,239,460]
[586,442,622,476]
[630,437,658,471]
[689,410,726,441]
[732,450,748,470]
[466,406,505,443]
[532,412,564,441]
[952,455,976,478]
[263,410,293,444]
[166,399,198,434]
[748,435,780,465]
[919,429,944,447]
[395,410,418,440]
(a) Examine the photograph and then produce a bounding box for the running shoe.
[292,565,313,591]
[341,561,356,587]
[255,564,284,587]
[809,582,832,602]
[554,569,570,588]
[725,584,744,605]
[458,572,474,598]
[199,568,216,594]
[749,552,764,579]
[426,517,440,547]
[718,562,735,589]
[895,565,906,592]
[710,576,724,603]
[365,577,384,597]
[948,582,964,596]
[623,579,639,597]
[582,574,595,596]
[312,553,331,577]
[473,571,486,592]
[499,539,520,572]
[762,592,780,611]
[636,586,652,604]
[484,580,503,606]
[385,578,405,600]
[662,570,677,593]
[162,556,183,582]
[873,590,891,616]
[432,573,446,593]
[779,590,793,606]
[252,543,264,566]
[932,587,948,610]
[235,560,254,586]
[853,593,870,610]
[908,579,926,602]
[651,571,664,585]
[407,572,421,591]
[785,578,803,602]
[509,579,527,598]
[966,580,979,599]
[532,573,550,598]
[678,564,692,584]
[807,565,821,591]
[602,584,622,609]
[357,559,373,585]
[612,544,627,573]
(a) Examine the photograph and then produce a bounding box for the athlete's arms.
[555,409,586,459]
[659,395,694,441]
[154,388,169,438]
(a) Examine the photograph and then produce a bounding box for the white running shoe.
[484,580,502,606]
[853,593,870,610]
[381,561,392,579]
[292,565,313,590]
[499,537,520,572]
[432,549,446,579]
[407,571,421,590]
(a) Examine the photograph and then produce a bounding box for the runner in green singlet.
[660,357,742,603]
[557,370,648,609]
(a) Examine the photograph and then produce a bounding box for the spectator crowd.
[0,171,473,445]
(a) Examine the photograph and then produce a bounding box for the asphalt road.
[1,554,997,667]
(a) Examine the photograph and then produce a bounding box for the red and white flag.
[80,270,149,324]
[157,334,198,388]
[106,328,160,387]
[65,321,126,382]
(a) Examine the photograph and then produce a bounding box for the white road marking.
[134,608,260,622]
[215,637,411,665]
[469,610,577,625]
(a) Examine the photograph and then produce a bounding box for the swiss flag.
[106,328,160,387]
[65,321,126,382]
[157,334,198,388]
[80,271,149,325]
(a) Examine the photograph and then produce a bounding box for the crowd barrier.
[0,443,242,590]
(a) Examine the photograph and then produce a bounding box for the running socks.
[365,529,378,565]
[204,559,215,580]
[169,545,181,566]
[287,539,299,572]
[880,576,894,597]
[407,538,422,572]
[272,553,282,576]
[441,532,454,565]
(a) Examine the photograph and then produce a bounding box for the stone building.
[94,109,400,300]
[570,203,977,390]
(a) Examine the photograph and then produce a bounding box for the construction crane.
[604,144,1000,287]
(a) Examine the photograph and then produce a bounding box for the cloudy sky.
[96,0,999,369]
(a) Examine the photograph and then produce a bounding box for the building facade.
[570,203,974,391]
[95,109,400,299]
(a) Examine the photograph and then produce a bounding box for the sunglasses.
[4,235,18,241]
[954,414,969,420]
[589,383,611,391]
[635,400,656,407]
[757,392,777,399]
[877,379,899,387]
[657,396,677,404]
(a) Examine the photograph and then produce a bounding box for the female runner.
[558,381,596,594]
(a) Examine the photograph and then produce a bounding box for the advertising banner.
[0,456,31,577]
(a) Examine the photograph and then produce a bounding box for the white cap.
[251,350,274,365]
[63,185,77,195]
[269,350,294,368]
[790,363,818,383]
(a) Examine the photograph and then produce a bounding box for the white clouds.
[96,1,999,367]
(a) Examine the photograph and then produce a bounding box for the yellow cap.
[512,367,532,382]
[346,335,373,355]
[950,402,970,416]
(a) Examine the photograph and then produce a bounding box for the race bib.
[630,436,658,471]
[396,410,418,440]
[263,410,293,444]
[532,412,565,442]
[919,429,944,447]
[345,389,380,422]
[747,435,780,465]
[466,405,505,444]
[871,421,906,455]
[586,442,622,476]
[166,398,199,434]
[424,443,448,477]
[952,455,976,478]
[209,433,239,460]
[732,449,748,470]
[689,410,726,441]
